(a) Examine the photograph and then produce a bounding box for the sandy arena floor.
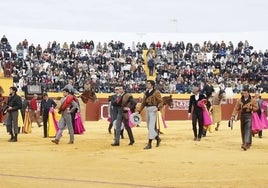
[0,120,268,188]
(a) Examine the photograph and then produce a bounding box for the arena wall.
[39,93,268,121]
[2,92,268,122]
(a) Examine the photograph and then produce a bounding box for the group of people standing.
[2,80,268,151]
[108,80,164,149]
[2,86,58,142]
[188,84,268,151]
[1,81,83,144]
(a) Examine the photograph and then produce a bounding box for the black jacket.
[188,94,206,114]
[40,98,57,116]
[7,94,22,111]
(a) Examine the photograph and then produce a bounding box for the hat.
[129,112,142,125]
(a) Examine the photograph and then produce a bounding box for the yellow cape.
[48,109,61,138]
[157,111,166,134]
[23,111,32,134]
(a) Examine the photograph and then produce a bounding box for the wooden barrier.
[2,92,268,122]
[86,98,238,121]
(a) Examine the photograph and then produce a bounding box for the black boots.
[144,139,152,149]
[8,132,17,142]
[51,139,59,144]
[202,129,207,137]
[120,130,124,139]
[13,134,18,142]
[144,136,162,149]
[215,123,220,131]
[156,136,161,147]
[8,132,14,142]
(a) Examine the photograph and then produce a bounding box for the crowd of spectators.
[1,34,268,94]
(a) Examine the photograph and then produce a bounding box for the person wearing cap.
[188,86,206,141]
[231,87,258,151]
[5,86,22,142]
[137,80,163,149]
[51,88,79,144]
[29,94,42,127]
[40,93,57,138]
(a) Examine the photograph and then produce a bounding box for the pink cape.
[197,99,212,127]
[252,112,265,132]
[127,110,135,128]
[260,101,268,129]
[74,112,86,134]
[49,108,59,132]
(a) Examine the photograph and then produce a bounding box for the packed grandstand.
[1,35,268,94]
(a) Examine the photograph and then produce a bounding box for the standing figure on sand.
[188,86,206,141]
[137,80,163,149]
[211,89,226,131]
[231,87,258,151]
[51,88,79,144]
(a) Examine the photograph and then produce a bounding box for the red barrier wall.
[0,94,262,122]
[85,98,238,121]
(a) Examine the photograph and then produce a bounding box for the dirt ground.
[0,120,268,188]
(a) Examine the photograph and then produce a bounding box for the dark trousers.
[42,111,49,137]
[192,112,203,139]
[240,113,252,145]
[123,118,134,143]
[6,111,19,134]
[21,110,26,123]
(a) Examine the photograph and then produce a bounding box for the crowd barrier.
[2,92,268,122]
[77,93,268,121]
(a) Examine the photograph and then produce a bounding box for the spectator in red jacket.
[29,94,42,127]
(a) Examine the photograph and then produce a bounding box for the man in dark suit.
[40,93,57,138]
[203,80,215,99]
[121,88,136,145]
[111,86,125,146]
[188,86,206,141]
[107,94,116,134]
[108,88,124,137]
[6,86,22,142]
